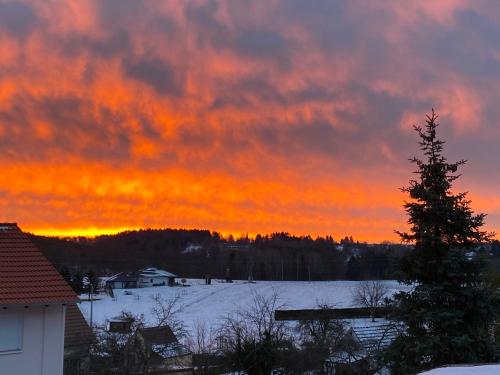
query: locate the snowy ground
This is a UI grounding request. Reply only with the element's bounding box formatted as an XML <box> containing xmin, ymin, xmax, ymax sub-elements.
<box><xmin>419</xmin><ymin>365</ymin><xmax>500</xmax><ymax>374</ymax></box>
<box><xmin>78</xmin><ymin>279</ymin><xmax>409</xmax><ymax>335</ymax></box>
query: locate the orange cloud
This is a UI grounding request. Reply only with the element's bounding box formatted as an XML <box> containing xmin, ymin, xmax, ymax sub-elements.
<box><xmin>0</xmin><ymin>0</ymin><xmax>499</xmax><ymax>241</ymax></box>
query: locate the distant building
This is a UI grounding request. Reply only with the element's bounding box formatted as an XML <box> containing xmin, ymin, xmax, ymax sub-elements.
<box><xmin>100</xmin><ymin>317</ymin><xmax>193</xmax><ymax>374</ymax></box>
<box><xmin>325</xmin><ymin>322</ymin><xmax>399</xmax><ymax>375</ymax></box>
<box><xmin>135</xmin><ymin>326</ymin><xmax>193</xmax><ymax>374</ymax></box>
<box><xmin>0</xmin><ymin>223</ymin><xmax>79</xmax><ymax>375</ymax></box>
<box><xmin>106</xmin><ymin>271</ymin><xmax>139</xmax><ymax>289</ymax></box>
<box><xmin>106</xmin><ymin>267</ymin><xmax>177</xmax><ymax>289</ymax></box>
<box><xmin>138</xmin><ymin>267</ymin><xmax>177</xmax><ymax>287</ymax></box>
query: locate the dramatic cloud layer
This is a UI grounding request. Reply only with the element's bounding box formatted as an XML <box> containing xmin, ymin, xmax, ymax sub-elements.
<box><xmin>1</xmin><ymin>0</ymin><xmax>500</xmax><ymax>241</ymax></box>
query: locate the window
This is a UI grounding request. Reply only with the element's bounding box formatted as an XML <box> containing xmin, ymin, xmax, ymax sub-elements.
<box><xmin>0</xmin><ymin>314</ymin><xmax>23</xmax><ymax>353</ymax></box>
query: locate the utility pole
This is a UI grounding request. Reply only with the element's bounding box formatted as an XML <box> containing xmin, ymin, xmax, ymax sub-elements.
<box><xmin>89</xmin><ymin>284</ymin><xmax>94</xmax><ymax>330</ymax></box>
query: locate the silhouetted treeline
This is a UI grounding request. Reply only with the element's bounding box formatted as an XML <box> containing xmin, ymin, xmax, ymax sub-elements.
<box><xmin>29</xmin><ymin>229</ymin><xmax>409</xmax><ymax>281</ymax></box>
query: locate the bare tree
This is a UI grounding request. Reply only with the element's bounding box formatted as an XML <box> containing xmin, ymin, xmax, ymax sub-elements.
<box><xmin>297</xmin><ymin>303</ymin><xmax>351</xmax><ymax>373</ymax></box>
<box><xmin>298</xmin><ymin>303</ymin><xmax>347</xmax><ymax>350</ymax></box>
<box><xmin>150</xmin><ymin>292</ymin><xmax>186</xmax><ymax>339</ymax></box>
<box><xmin>186</xmin><ymin>320</ymin><xmax>218</xmax><ymax>375</ymax></box>
<box><xmin>187</xmin><ymin>320</ymin><xmax>216</xmax><ymax>353</ymax></box>
<box><xmin>351</xmin><ymin>280</ymin><xmax>389</xmax><ymax>322</ymax></box>
<box><xmin>217</xmin><ymin>290</ymin><xmax>291</xmax><ymax>375</ymax></box>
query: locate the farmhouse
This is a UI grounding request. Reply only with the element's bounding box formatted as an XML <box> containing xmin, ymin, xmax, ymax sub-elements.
<box><xmin>106</xmin><ymin>267</ymin><xmax>177</xmax><ymax>289</ymax></box>
<box><xmin>0</xmin><ymin>223</ymin><xmax>79</xmax><ymax>375</ymax></box>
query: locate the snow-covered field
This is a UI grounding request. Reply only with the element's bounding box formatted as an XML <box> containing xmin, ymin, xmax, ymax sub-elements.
<box><xmin>419</xmin><ymin>365</ymin><xmax>500</xmax><ymax>374</ymax></box>
<box><xmin>78</xmin><ymin>279</ymin><xmax>408</xmax><ymax>335</ymax></box>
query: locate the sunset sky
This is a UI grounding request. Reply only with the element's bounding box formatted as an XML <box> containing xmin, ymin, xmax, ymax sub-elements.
<box><xmin>1</xmin><ymin>0</ymin><xmax>500</xmax><ymax>242</ymax></box>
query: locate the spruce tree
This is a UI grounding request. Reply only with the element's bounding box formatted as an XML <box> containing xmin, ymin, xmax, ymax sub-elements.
<box><xmin>386</xmin><ymin>110</ymin><xmax>500</xmax><ymax>374</ymax></box>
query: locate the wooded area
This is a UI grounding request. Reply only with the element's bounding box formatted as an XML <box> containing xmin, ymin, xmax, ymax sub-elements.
<box><xmin>31</xmin><ymin>230</ymin><xmax>408</xmax><ymax>281</ymax></box>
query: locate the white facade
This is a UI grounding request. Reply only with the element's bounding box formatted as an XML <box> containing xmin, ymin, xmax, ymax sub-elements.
<box><xmin>138</xmin><ymin>275</ymin><xmax>170</xmax><ymax>287</ymax></box>
<box><xmin>110</xmin><ymin>281</ymin><xmax>127</xmax><ymax>289</ymax></box>
<box><xmin>0</xmin><ymin>305</ymin><xmax>66</xmax><ymax>375</ymax></box>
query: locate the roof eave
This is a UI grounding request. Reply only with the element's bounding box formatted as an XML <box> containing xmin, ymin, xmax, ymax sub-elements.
<box><xmin>1</xmin><ymin>299</ymin><xmax>80</xmax><ymax>308</ymax></box>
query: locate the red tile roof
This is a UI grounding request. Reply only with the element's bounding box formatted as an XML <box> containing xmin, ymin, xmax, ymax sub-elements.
<box><xmin>0</xmin><ymin>223</ymin><xmax>79</xmax><ymax>306</ymax></box>
<box><xmin>65</xmin><ymin>304</ymin><xmax>94</xmax><ymax>348</ymax></box>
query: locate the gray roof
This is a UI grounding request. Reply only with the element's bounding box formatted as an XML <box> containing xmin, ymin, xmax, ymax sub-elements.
<box><xmin>138</xmin><ymin>326</ymin><xmax>177</xmax><ymax>345</ymax></box>
<box><xmin>350</xmin><ymin>323</ymin><xmax>399</xmax><ymax>352</ymax></box>
<box><xmin>106</xmin><ymin>268</ymin><xmax>177</xmax><ymax>283</ymax></box>
<box><xmin>138</xmin><ymin>326</ymin><xmax>191</xmax><ymax>359</ymax></box>
<box><xmin>106</xmin><ymin>271</ymin><xmax>140</xmax><ymax>283</ymax></box>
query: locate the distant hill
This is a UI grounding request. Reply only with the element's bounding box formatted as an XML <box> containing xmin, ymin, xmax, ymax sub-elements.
<box><xmin>30</xmin><ymin>229</ymin><xmax>407</xmax><ymax>281</ymax></box>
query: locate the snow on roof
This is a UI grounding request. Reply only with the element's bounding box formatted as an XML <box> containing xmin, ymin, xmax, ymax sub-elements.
<box><xmin>139</xmin><ymin>267</ymin><xmax>176</xmax><ymax>278</ymax></box>
<box><xmin>151</xmin><ymin>343</ymin><xmax>191</xmax><ymax>358</ymax></box>
<box><xmin>183</xmin><ymin>244</ymin><xmax>203</xmax><ymax>254</ymax></box>
<box><xmin>419</xmin><ymin>365</ymin><xmax>500</xmax><ymax>374</ymax></box>
<box><xmin>350</xmin><ymin>323</ymin><xmax>399</xmax><ymax>352</ymax></box>
<box><xmin>106</xmin><ymin>268</ymin><xmax>177</xmax><ymax>283</ymax></box>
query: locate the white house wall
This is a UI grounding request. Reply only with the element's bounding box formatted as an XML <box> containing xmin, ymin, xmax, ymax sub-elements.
<box><xmin>112</xmin><ymin>281</ymin><xmax>126</xmax><ymax>289</ymax></box>
<box><xmin>138</xmin><ymin>276</ymin><xmax>168</xmax><ymax>287</ymax></box>
<box><xmin>0</xmin><ymin>305</ymin><xmax>66</xmax><ymax>375</ymax></box>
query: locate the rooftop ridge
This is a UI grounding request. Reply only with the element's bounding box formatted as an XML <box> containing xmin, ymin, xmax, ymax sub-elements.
<box><xmin>0</xmin><ymin>223</ymin><xmax>19</xmax><ymax>230</ymax></box>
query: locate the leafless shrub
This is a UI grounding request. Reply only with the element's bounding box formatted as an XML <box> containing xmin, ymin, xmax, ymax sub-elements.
<box><xmin>352</xmin><ymin>280</ymin><xmax>389</xmax><ymax>322</ymax></box>
<box><xmin>187</xmin><ymin>320</ymin><xmax>217</xmax><ymax>354</ymax></box>
<box><xmin>298</xmin><ymin>303</ymin><xmax>347</xmax><ymax>350</ymax></box>
<box><xmin>216</xmin><ymin>290</ymin><xmax>292</xmax><ymax>375</ymax></box>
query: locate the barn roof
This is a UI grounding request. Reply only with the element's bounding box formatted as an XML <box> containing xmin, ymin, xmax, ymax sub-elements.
<box><xmin>0</xmin><ymin>223</ymin><xmax>79</xmax><ymax>306</ymax></box>
<box><xmin>138</xmin><ymin>326</ymin><xmax>178</xmax><ymax>345</ymax></box>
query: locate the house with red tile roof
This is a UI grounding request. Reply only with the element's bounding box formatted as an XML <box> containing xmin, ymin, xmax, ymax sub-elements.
<box><xmin>0</xmin><ymin>223</ymin><xmax>79</xmax><ymax>375</ymax></box>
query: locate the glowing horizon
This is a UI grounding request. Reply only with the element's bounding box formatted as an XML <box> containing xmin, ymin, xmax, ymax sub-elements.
<box><xmin>27</xmin><ymin>226</ymin><xmax>401</xmax><ymax>243</ymax></box>
<box><xmin>26</xmin><ymin>226</ymin><xmax>387</xmax><ymax>242</ymax></box>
